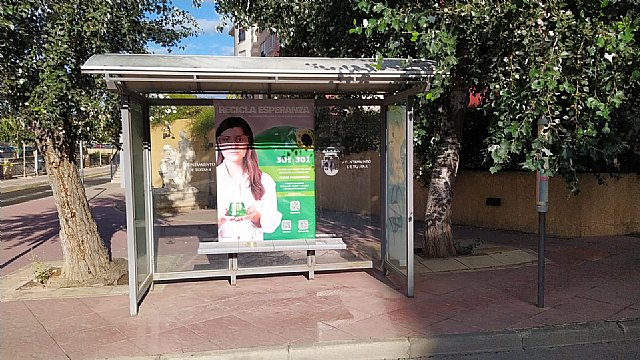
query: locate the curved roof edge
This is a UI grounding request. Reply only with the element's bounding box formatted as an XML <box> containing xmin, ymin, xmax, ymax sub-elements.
<box><xmin>81</xmin><ymin>54</ymin><xmax>435</xmax><ymax>95</ymax></box>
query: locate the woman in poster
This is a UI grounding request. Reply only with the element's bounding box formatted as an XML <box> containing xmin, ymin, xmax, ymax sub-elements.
<box><xmin>215</xmin><ymin>116</ymin><xmax>282</xmax><ymax>241</ymax></box>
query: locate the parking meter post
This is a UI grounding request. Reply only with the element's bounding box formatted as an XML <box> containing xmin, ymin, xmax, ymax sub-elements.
<box><xmin>536</xmin><ymin>117</ymin><xmax>549</xmax><ymax>308</ymax></box>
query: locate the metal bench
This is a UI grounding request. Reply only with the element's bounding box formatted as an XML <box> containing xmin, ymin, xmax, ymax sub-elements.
<box><xmin>197</xmin><ymin>237</ymin><xmax>362</xmax><ymax>285</ymax></box>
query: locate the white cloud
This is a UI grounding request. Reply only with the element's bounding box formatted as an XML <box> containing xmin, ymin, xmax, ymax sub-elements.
<box><xmin>196</xmin><ymin>18</ymin><xmax>232</xmax><ymax>35</ymax></box>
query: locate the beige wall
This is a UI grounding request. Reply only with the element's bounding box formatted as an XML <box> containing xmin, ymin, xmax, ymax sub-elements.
<box><xmin>315</xmin><ymin>151</ymin><xmax>381</xmax><ymax>215</ymax></box>
<box><xmin>150</xmin><ymin>119</ymin><xmax>216</xmax><ymax>208</ymax></box>
<box><xmin>150</xmin><ymin>120</ymin><xmax>639</xmax><ymax>236</ymax></box>
<box><xmin>414</xmin><ymin>170</ymin><xmax>640</xmax><ymax>237</ymax></box>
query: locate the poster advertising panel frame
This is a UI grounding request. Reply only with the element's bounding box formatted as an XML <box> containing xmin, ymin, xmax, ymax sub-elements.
<box><xmin>213</xmin><ymin>99</ymin><xmax>316</xmax><ymax>242</ymax></box>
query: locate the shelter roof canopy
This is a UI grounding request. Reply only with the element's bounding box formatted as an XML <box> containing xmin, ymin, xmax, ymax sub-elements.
<box><xmin>81</xmin><ymin>54</ymin><xmax>434</xmax><ymax>95</ymax></box>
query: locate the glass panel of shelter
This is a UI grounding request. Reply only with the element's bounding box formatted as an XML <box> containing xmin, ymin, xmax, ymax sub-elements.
<box><xmin>148</xmin><ymin>103</ymin><xmax>383</xmax><ymax>274</ymax></box>
<box><xmin>123</xmin><ymin>97</ymin><xmax>153</xmax><ymax>315</ymax></box>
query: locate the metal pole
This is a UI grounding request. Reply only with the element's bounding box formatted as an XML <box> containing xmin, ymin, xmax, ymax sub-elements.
<box><xmin>537</xmin><ymin>212</ymin><xmax>545</xmax><ymax>308</ymax></box>
<box><xmin>536</xmin><ymin>116</ymin><xmax>549</xmax><ymax>308</ymax></box>
<box><xmin>34</xmin><ymin>149</ymin><xmax>38</xmax><ymax>176</ymax></box>
<box><xmin>22</xmin><ymin>143</ymin><xmax>26</xmax><ymax>178</ymax></box>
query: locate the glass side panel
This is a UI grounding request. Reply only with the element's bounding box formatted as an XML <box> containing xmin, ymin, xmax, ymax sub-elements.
<box><xmin>150</xmin><ymin>108</ymin><xmax>220</xmax><ymax>273</ymax></box>
<box><xmin>314</xmin><ymin>105</ymin><xmax>381</xmax><ymax>266</ymax></box>
<box><xmin>130</xmin><ymin>101</ymin><xmax>150</xmax><ymax>287</ymax></box>
<box><xmin>385</xmin><ymin>105</ymin><xmax>408</xmax><ymax>275</ymax></box>
<box><xmin>149</xmin><ymin>102</ymin><xmax>382</xmax><ymax>274</ymax></box>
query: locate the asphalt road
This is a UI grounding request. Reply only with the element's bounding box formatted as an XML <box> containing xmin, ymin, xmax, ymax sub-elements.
<box><xmin>0</xmin><ymin>174</ymin><xmax>112</xmax><ymax>206</ymax></box>
<box><xmin>427</xmin><ymin>340</ymin><xmax>640</xmax><ymax>360</ymax></box>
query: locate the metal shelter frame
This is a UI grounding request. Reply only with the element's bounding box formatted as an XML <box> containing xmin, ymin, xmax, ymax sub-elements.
<box><xmin>82</xmin><ymin>54</ymin><xmax>434</xmax><ymax>315</ymax></box>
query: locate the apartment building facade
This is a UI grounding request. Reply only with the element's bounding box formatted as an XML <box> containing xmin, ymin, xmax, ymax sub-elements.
<box><xmin>229</xmin><ymin>26</ymin><xmax>279</xmax><ymax>57</ymax></box>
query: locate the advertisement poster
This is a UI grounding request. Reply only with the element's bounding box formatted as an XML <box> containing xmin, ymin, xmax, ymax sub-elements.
<box><xmin>213</xmin><ymin>99</ymin><xmax>315</xmax><ymax>241</ymax></box>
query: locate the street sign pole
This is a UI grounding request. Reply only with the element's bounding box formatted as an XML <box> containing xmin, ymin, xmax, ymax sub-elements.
<box><xmin>536</xmin><ymin>117</ymin><xmax>549</xmax><ymax>308</ymax></box>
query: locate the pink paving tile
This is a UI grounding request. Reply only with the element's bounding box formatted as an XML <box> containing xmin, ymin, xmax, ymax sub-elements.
<box><xmin>61</xmin><ymin>339</ymin><xmax>145</xmax><ymax>360</ymax></box>
<box><xmin>529</xmin><ymin>307</ymin><xmax>592</xmax><ymax>326</ymax></box>
<box><xmin>110</xmin><ymin>314</ymin><xmax>183</xmax><ymax>338</ymax></box>
<box><xmin>312</xmin><ymin>303</ymin><xmax>358</xmax><ymax>323</ymax></box>
<box><xmin>1</xmin><ymin>310</ymin><xmax>68</xmax><ymax>360</ymax></box>
<box><xmin>252</xmin><ymin>315</ymin><xmax>326</xmax><ymax>343</ymax></box>
<box><xmin>337</xmin><ymin>313</ymin><xmax>422</xmax><ymax>340</ymax></box>
<box><xmin>52</xmin><ymin>324</ymin><xmax>128</xmax><ymax>347</ymax></box>
<box><xmin>553</xmin><ymin>296</ymin><xmax>624</xmax><ymax>320</ymax></box>
<box><xmin>0</xmin><ymin>301</ymin><xmax>33</xmax><ymax>327</ymax></box>
<box><xmin>577</xmin><ymin>284</ymin><xmax>640</xmax><ymax>307</ymax></box>
<box><xmin>414</xmin><ymin>276</ymin><xmax>468</xmax><ymax>295</ymax></box>
<box><xmin>411</xmin><ymin>297</ymin><xmax>468</xmax><ymax>318</ymax></box>
<box><xmin>451</xmin><ymin>308</ymin><xmax>526</xmax><ymax>332</ymax></box>
<box><xmin>507</xmin><ymin>318</ymin><xmax>547</xmax><ymax>330</ymax></box>
<box><xmin>79</xmin><ymin>295</ymin><xmax>130</xmax><ymax>315</ymax></box>
<box><xmin>187</xmin><ymin>314</ymin><xmax>287</xmax><ymax>349</ymax></box>
<box><xmin>24</xmin><ymin>298</ymin><xmax>94</xmax><ymax>324</ymax></box>
<box><xmin>380</xmin><ymin>307</ymin><xmax>448</xmax><ymax>334</ymax></box>
<box><xmin>308</xmin><ymin>322</ymin><xmax>356</xmax><ymax>343</ymax></box>
<box><xmin>613</xmin><ymin>307</ymin><xmax>640</xmax><ymax>319</ymax></box>
<box><xmin>321</xmin><ymin>308</ymin><xmax>374</xmax><ymax>328</ymax></box>
<box><xmin>47</xmin><ymin>311</ymin><xmax>112</xmax><ymax>335</ymax></box>
<box><xmin>163</xmin><ymin>301</ymin><xmax>237</xmax><ymax>326</ymax></box>
<box><xmin>132</xmin><ymin>326</ymin><xmax>218</xmax><ymax>355</ymax></box>
<box><xmin>422</xmin><ymin>318</ymin><xmax>483</xmax><ymax>336</ymax></box>
<box><xmin>285</xmin><ymin>321</ymin><xmax>356</xmax><ymax>344</ymax></box>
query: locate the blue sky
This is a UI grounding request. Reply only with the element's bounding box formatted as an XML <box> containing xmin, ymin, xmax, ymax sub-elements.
<box><xmin>147</xmin><ymin>0</ymin><xmax>234</xmax><ymax>56</ymax></box>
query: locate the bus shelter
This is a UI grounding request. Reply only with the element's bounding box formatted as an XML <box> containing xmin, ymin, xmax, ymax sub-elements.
<box><xmin>82</xmin><ymin>55</ymin><xmax>434</xmax><ymax>315</ymax></box>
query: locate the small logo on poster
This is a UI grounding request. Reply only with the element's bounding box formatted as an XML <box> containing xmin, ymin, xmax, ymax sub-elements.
<box><xmin>281</xmin><ymin>220</ymin><xmax>292</xmax><ymax>231</ymax></box>
<box><xmin>298</xmin><ymin>219</ymin><xmax>309</xmax><ymax>231</ymax></box>
<box><xmin>290</xmin><ymin>200</ymin><xmax>300</xmax><ymax>212</ymax></box>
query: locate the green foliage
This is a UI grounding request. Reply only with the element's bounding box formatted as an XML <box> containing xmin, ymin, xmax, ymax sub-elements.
<box><xmin>454</xmin><ymin>239</ymin><xmax>484</xmax><ymax>256</ymax></box>
<box><xmin>33</xmin><ymin>262</ymin><xmax>55</xmax><ymax>284</ymax></box>
<box><xmin>0</xmin><ymin>0</ymin><xmax>198</xmax><ymax>156</ymax></box>
<box><xmin>149</xmin><ymin>94</ymin><xmax>203</xmax><ymax>127</ymax></box>
<box><xmin>354</xmin><ymin>0</ymin><xmax>640</xmax><ymax>190</ymax></box>
<box><xmin>315</xmin><ymin>106</ymin><xmax>380</xmax><ymax>154</ymax></box>
<box><xmin>188</xmin><ymin>107</ymin><xmax>215</xmax><ymax>148</ymax></box>
<box><xmin>216</xmin><ymin>0</ymin><xmax>640</xmax><ymax>191</ymax></box>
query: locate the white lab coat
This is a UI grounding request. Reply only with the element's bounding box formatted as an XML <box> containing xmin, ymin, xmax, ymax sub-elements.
<box><xmin>216</xmin><ymin>161</ymin><xmax>282</xmax><ymax>241</ymax></box>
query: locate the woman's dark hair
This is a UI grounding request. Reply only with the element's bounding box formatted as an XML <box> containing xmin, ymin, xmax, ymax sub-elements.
<box><xmin>216</xmin><ymin>116</ymin><xmax>265</xmax><ymax>200</ymax></box>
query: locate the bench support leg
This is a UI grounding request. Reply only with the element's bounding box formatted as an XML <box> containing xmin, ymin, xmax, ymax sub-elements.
<box><xmin>228</xmin><ymin>253</ymin><xmax>238</xmax><ymax>286</ymax></box>
<box><xmin>307</xmin><ymin>250</ymin><xmax>316</xmax><ymax>280</ymax></box>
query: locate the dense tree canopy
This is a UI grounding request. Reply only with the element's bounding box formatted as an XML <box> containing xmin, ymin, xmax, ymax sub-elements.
<box><xmin>217</xmin><ymin>0</ymin><xmax>640</xmax><ymax>188</ymax></box>
<box><xmin>0</xmin><ymin>0</ymin><xmax>197</xmax><ymax>282</ymax></box>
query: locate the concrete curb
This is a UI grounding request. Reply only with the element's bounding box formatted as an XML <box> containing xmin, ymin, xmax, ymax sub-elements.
<box><xmin>107</xmin><ymin>318</ymin><xmax>640</xmax><ymax>359</ymax></box>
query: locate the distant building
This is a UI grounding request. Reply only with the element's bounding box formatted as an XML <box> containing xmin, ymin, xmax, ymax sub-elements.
<box><xmin>229</xmin><ymin>26</ymin><xmax>279</xmax><ymax>57</ymax></box>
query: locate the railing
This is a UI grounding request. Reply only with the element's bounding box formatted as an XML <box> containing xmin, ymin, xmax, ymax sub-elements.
<box><xmin>110</xmin><ymin>149</ymin><xmax>121</xmax><ymax>181</ymax></box>
<box><xmin>0</xmin><ymin>155</ymin><xmax>44</xmax><ymax>179</ymax></box>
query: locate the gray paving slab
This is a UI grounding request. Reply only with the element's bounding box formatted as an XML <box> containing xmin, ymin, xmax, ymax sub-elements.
<box><xmin>419</xmin><ymin>257</ymin><xmax>468</xmax><ymax>272</ymax></box>
<box><xmin>455</xmin><ymin>254</ymin><xmax>497</xmax><ymax>269</ymax></box>
<box><xmin>489</xmin><ymin>249</ymin><xmax>538</xmax><ymax>266</ymax></box>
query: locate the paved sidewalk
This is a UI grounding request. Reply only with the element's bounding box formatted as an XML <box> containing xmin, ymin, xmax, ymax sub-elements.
<box><xmin>0</xmin><ymin>165</ymin><xmax>113</xmax><ymax>193</ymax></box>
<box><xmin>1</xmin><ymin>181</ymin><xmax>639</xmax><ymax>359</ymax></box>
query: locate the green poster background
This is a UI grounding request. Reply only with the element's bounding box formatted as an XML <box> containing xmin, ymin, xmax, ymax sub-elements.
<box><xmin>214</xmin><ymin>100</ymin><xmax>316</xmax><ymax>240</ymax></box>
<box><xmin>255</xmin><ymin>126</ymin><xmax>316</xmax><ymax>240</ymax></box>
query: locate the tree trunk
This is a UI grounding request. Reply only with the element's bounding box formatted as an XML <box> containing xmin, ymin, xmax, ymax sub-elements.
<box><xmin>43</xmin><ymin>139</ymin><xmax>115</xmax><ymax>284</ymax></box>
<box><xmin>422</xmin><ymin>88</ymin><xmax>468</xmax><ymax>258</ymax></box>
